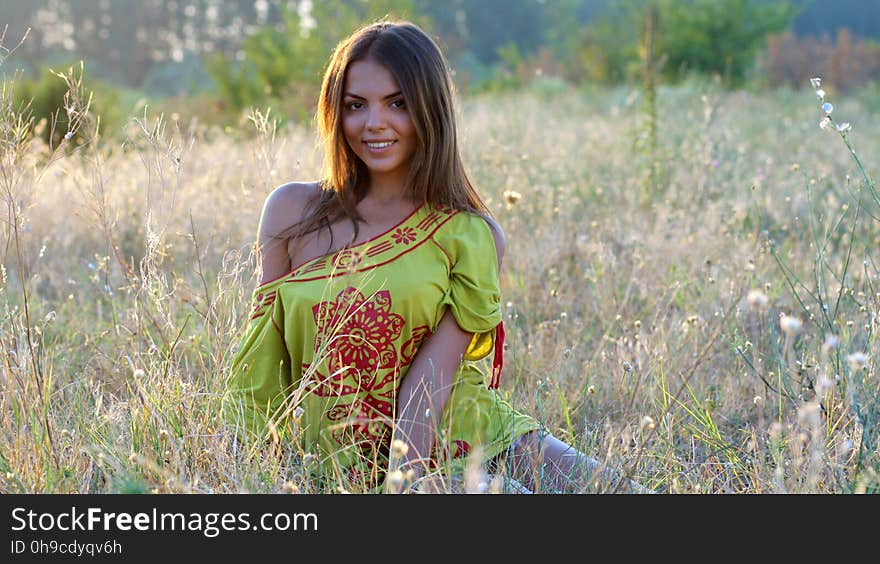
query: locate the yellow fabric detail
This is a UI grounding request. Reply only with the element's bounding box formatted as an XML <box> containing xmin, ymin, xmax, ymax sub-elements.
<box><xmin>464</xmin><ymin>330</ymin><xmax>494</xmax><ymax>361</ymax></box>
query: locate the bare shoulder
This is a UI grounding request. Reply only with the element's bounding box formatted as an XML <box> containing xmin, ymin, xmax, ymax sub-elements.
<box><xmin>258</xmin><ymin>181</ymin><xmax>322</xmax><ymax>240</ymax></box>
<box><xmin>257</xmin><ymin>181</ymin><xmax>321</xmax><ymax>284</ymax></box>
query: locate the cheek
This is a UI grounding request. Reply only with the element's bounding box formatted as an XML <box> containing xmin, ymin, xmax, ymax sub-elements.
<box><xmin>397</xmin><ymin>114</ymin><xmax>416</xmax><ymax>141</ymax></box>
<box><xmin>342</xmin><ymin>126</ymin><xmax>361</xmax><ymax>155</ymax></box>
<box><xmin>342</xmin><ymin>114</ymin><xmax>360</xmax><ymax>142</ymax></box>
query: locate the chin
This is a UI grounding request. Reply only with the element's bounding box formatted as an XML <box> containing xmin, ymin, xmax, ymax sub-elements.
<box><xmin>361</xmin><ymin>158</ymin><xmax>404</xmax><ymax>174</ymax></box>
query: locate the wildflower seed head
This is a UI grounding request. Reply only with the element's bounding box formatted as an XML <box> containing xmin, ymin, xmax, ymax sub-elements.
<box><xmin>391</xmin><ymin>439</ymin><xmax>409</xmax><ymax>458</ymax></box>
<box><xmin>385</xmin><ymin>470</ymin><xmax>407</xmax><ymax>493</ymax></box>
<box><xmin>133</xmin><ymin>368</ymin><xmax>145</xmax><ymax>379</ymax></box>
<box><xmin>502</xmin><ymin>190</ymin><xmax>523</xmax><ymax>206</ymax></box>
<box><xmin>822</xmin><ymin>102</ymin><xmax>834</xmax><ymax>114</ymax></box>
<box><xmin>846</xmin><ymin>352</ymin><xmax>868</xmax><ymax>371</ymax></box>
<box><xmin>779</xmin><ymin>314</ymin><xmax>803</xmax><ymax>335</ymax></box>
<box><xmin>819</xmin><ymin>116</ymin><xmax>832</xmax><ymax>130</ymax></box>
<box><xmin>746</xmin><ymin>289</ymin><xmax>769</xmax><ymax>311</ymax></box>
<box><xmin>640</xmin><ymin>415</ymin><xmax>655</xmax><ymax>431</ymax></box>
<box><xmin>815</xmin><ymin>89</ymin><xmax>825</xmax><ymax>101</ymax></box>
<box><xmin>810</xmin><ymin>77</ymin><xmax>822</xmax><ymax>89</ymax></box>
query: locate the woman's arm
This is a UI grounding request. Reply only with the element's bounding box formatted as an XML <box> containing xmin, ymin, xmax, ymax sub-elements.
<box><xmin>391</xmin><ymin>216</ymin><xmax>507</xmax><ymax>479</ymax></box>
<box><xmin>392</xmin><ymin>308</ymin><xmax>474</xmax><ymax>475</ymax></box>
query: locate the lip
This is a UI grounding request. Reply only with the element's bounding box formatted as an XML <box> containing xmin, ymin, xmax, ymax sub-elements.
<box><xmin>363</xmin><ymin>139</ymin><xmax>397</xmax><ymax>155</ymax></box>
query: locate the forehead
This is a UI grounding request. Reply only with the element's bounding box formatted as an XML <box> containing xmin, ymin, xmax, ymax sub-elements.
<box><xmin>344</xmin><ymin>58</ymin><xmax>400</xmax><ymax>96</ymax></box>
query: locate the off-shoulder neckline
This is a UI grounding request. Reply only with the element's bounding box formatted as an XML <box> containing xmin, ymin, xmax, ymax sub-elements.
<box><xmin>255</xmin><ymin>202</ymin><xmax>427</xmax><ymax>290</ymax></box>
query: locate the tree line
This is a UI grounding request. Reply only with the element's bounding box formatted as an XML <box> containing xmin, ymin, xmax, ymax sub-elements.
<box><xmin>2</xmin><ymin>0</ymin><xmax>876</xmax><ymax>139</ymax></box>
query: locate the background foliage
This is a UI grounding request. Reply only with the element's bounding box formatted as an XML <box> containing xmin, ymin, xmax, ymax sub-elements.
<box><xmin>2</xmin><ymin>0</ymin><xmax>879</xmax><ymax>137</ymax></box>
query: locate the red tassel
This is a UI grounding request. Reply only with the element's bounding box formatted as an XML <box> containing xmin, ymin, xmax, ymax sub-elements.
<box><xmin>490</xmin><ymin>322</ymin><xmax>505</xmax><ymax>389</ymax></box>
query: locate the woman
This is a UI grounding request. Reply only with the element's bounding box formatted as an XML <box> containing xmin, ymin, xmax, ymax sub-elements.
<box><xmin>223</xmin><ymin>20</ymin><xmax>646</xmax><ymax>493</ymax></box>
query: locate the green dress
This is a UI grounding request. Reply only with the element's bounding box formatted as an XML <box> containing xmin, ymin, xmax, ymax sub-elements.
<box><xmin>223</xmin><ymin>203</ymin><xmax>540</xmax><ymax>486</ymax></box>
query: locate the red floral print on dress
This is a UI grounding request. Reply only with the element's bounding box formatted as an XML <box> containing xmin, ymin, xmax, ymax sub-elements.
<box><xmin>312</xmin><ymin>287</ymin><xmax>404</xmax><ymax>372</ymax></box>
<box><xmin>309</xmin><ymin>287</ymin><xmax>407</xmax><ymax>443</ymax></box>
<box><xmin>391</xmin><ymin>226</ymin><xmax>418</xmax><ymax>245</ymax></box>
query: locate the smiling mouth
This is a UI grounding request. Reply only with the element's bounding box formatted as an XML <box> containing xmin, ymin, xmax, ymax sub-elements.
<box><xmin>365</xmin><ymin>140</ymin><xmax>396</xmax><ymax>149</ymax></box>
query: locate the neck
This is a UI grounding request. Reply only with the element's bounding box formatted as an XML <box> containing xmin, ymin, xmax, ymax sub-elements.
<box><xmin>363</xmin><ymin>170</ymin><xmax>411</xmax><ymax>206</ymax></box>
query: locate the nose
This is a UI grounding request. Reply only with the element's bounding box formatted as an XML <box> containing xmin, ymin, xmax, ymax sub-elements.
<box><xmin>365</xmin><ymin>106</ymin><xmax>386</xmax><ymax>131</ymax></box>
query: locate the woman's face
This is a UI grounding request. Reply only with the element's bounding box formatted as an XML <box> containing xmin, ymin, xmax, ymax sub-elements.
<box><xmin>342</xmin><ymin>58</ymin><xmax>417</xmax><ymax>185</ymax></box>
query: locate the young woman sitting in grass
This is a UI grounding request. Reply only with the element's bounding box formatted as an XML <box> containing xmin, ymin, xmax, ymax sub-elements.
<box><xmin>223</xmin><ymin>19</ymin><xmax>648</xmax><ymax>494</ymax></box>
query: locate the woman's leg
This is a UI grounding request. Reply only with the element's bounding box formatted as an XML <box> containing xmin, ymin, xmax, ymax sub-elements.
<box><xmin>506</xmin><ymin>430</ymin><xmax>650</xmax><ymax>493</ymax></box>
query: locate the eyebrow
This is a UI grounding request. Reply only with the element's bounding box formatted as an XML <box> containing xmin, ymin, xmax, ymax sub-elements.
<box><xmin>343</xmin><ymin>91</ymin><xmax>402</xmax><ymax>100</ymax></box>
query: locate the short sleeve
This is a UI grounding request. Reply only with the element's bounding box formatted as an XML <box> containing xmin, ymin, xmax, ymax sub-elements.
<box><xmin>222</xmin><ymin>279</ymin><xmax>293</xmax><ymax>441</ymax></box>
<box><xmin>436</xmin><ymin>213</ymin><xmax>502</xmax><ymax>361</ymax></box>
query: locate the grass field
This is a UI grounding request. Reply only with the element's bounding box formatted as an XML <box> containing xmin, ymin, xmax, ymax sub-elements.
<box><xmin>2</xmin><ymin>74</ymin><xmax>879</xmax><ymax>493</ymax></box>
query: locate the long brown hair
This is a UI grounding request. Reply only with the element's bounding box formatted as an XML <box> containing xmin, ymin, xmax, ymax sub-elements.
<box><xmin>283</xmin><ymin>20</ymin><xmax>489</xmax><ymax>249</ymax></box>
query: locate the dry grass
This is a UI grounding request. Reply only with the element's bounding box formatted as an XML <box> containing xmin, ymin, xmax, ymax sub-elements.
<box><xmin>1</xmin><ymin>73</ymin><xmax>878</xmax><ymax>493</ymax></box>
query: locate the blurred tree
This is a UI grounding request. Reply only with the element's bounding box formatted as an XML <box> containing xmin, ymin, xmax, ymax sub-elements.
<box><xmin>415</xmin><ymin>0</ymin><xmax>602</xmax><ymax>90</ymax></box>
<box><xmin>1</xmin><ymin>0</ymin><xmax>281</xmax><ymax>89</ymax></box>
<box><xmin>572</xmin><ymin>1</ymin><xmax>645</xmax><ymax>83</ymax></box>
<box><xmin>575</xmin><ymin>0</ymin><xmax>798</xmax><ymax>85</ymax></box>
<box><xmin>656</xmin><ymin>0</ymin><xmax>798</xmax><ymax>84</ymax></box>
<box><xmin>0</xmin><ymin>0</ymin><xmax>875</xmax><ymax>96</ymax></box>
<box><xmin>416</xmin><ymin>0</ymin><xmax>596</xmax><ymax>66</ymax></box>
<box><xmin>206</xmin><ymin>0</ymin><xmax>428</xmax><ymax>122</ymax></box>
